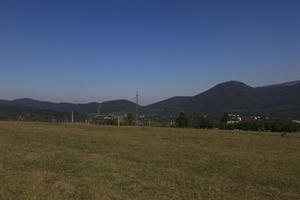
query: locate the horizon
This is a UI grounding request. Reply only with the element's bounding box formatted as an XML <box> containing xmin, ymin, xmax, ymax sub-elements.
<box><xmin>1</xmin><ymin>79</ymin><xmax>299</xmax><ymax>106</ymax></box>
<box><xmin>1</xmin><ymin>0</ymin><xmax>300</xmax><ymax>105</ymax></box>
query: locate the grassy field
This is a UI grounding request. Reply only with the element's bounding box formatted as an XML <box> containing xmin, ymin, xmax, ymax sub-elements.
<box><xmin>0</xmin><ymin>122</ymin><xmax>299</xmax><ymax>200</ymax></box>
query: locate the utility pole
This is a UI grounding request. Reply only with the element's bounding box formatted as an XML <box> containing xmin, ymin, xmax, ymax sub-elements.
<box><xmin>135</xmin><ymin>91</ymin><xmax>140</xmax><ymax>126</ymax></box>
<box><xmin>118</xmin><ymin>116</ymin><xmax>120</xmax><ymax>127</ymax></box>
<box><xmin>97</xmin><ymin>103</ymin><xmax>101</xmax><ymax>115</ymax></box>
<box><xmin>148</xmin><ymin>120</ymin><xmax>151</xmax><ymax>128</ymax></box>
<box><xmin>71</xmin><ymin>110</ymin><xmax>74</xmax><ymax>123</ymax></box>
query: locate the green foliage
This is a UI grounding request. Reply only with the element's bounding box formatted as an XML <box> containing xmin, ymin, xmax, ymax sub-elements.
<box><xmin>221</xmin><ymin>112</ymin><xmax>230</xmax><ymax>123</ymax></box>
<box><xmin>175</xmin><ymin>112</ymin><xmax>188</xmax><ymax>128</ymax></box>
<box><xmin>215</xmin><ymin>118</ymin><xmax>300</xmax><ymax>132</ymax></box>
<box><xmin>196</xmin><ymin>115</ymin><xmax>212</xmax><ymax>129</ymax></box>
<box><xmin>0</xmin><ymin>105</ymin><xmax>87</xmax><ymax>122</ymax></box>
<box><xmin>126</xmin><ymin>113</ymin><xmax>134</xmax><ymax>125</ymax></box>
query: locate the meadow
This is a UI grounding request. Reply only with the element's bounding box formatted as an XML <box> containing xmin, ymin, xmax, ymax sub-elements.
<box><xmin>0</xmin><ymin>122</ymin><xmax>299</xmax><ymax>200</ymax></box>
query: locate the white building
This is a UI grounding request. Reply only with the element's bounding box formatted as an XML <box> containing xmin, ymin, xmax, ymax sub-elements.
<box><xmin>227</xmin><ymin>114</ymin><xmax>242</xmax><ymax>124</ymax></box>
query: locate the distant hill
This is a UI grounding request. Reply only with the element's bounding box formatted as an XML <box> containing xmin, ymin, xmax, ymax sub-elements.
<box><xmin>147</xmin><ymin>96</ymin><xmax>192</xmax><ymax>111</ymax></box>
<box><xmin>147</xmin><ymin>81</ymin><xmax>257</xmax><ymax>111</ymax></box>
<box><xmin>0</xmin><ymin>98</ymin><xmax>138</xmax><ymax>114</ymax></box>
<box><xmin>1</xmin><ymin>80</ymin><xmax>300</xmax><ymax>118</ymax></box>
<box><xmin>99</xmin><ymin>99</ymin><xmax>139</xmax><ymax>113</ymax></box>
<box><xmin>0</xmin><ymin>98</ymin><xmax>96</xmax><ymax>113</ymax></box>
<box><xmin>0</xmin><ymin>104</ymin><xmax>86</xmax><ymax>122</ymax></box>
<box><xmin>263</xmin><ymin>80</ymin><xmax>300</xmax><ymax>88</ymax></box>
<box><xmin>195</xmin><ymin>81</ymin><xmax>257</xmax><ymax>110</ymax></box>
<box><xmin>146</xmin><ymin>80</ymin><xmax>300</xmax><ymax>117</ymax></box>
<box><xmin>1</xmin><ymin>98</ymin><xmax>100</xmax><ymax>113</ymax></box>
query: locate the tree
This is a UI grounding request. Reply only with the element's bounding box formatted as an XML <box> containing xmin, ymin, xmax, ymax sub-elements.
<box><xmin>126</xmin><ymin>113</ymin><xmax>134</xmax><ymax>125</ymax></box>
<box><xmin>175</xmin><ymin>112</ymin><xmax>188</xmax><ymax>128</ymax></box>
<box><xmin>221</xmin><ymin>113</ymin><xmax>230</xmax><ymax>123</ymax></box>
<box><xmin>197</xmin><ymin>115</ymin><xmax>211</xmax><ymax>129</ymax></box>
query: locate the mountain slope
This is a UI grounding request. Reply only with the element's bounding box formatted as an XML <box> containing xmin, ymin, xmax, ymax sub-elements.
<box><xmin>146</xmin><ymin>80</ymin><xmax>300</xmax><ymax>117</ymax></box>
<box><xmin>0</xmin><ymin>98</ymin><xmax>138</xmax><ymax>114</ymax></box>
<box><xmin>0</xmin><ymin>98</ymin><xmax>99</xmax><ymax>113</ymax></box>
<box><xmin>263</xmin><ymin>80</ymin><xmax>300</xmax><ymax>88</ymax></box>
<box><xmin>99</xmin><ymin>100</ymin><xmax>139</xmax><ymax>113</ymax></box>
<box><xmin>1</xmin><ymin>80</ymin><xmax>300</xmax><ymax>117</ymax></box>
<box><xmin>147</xmin><ymin>81</ymin><xmax>258</xmax><ymax>111</ymax></box>
<box><xmin>192</xmin><ymin>81</ymin><xmax>257</xmax><ymax>111</ymax></box>
<box><xmin>147</xmin><ymin>96</ymin><xmax>192</xmax><ymax>111</ymax></box>
<box><xmin>0</xmin><ymin>104</ymin><xmax>86</xmax><ymax>121</ymax></box>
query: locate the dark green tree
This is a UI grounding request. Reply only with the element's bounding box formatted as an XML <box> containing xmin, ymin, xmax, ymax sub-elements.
<box><xmin>175</xmin><ymin>112</ymin><xmax>188</xmax><ymax>128</ymax></box>
<box><xmin>197</xmin><ymin>115</ymin><xmax>211</xmax><ymax>129</ymax></box>
<box><xmin>221</xmin><ymin>113</ymin><xmax>230</xmax><ymax>123</ymax></box>
<box><xmin>126</xmin><ymin>113</ymin><xmax>134</xmax><ymax>125</ymax></box>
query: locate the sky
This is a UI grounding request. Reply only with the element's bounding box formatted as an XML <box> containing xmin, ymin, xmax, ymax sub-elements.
<box><xmin>0</xmin><ymin>0</ymin><xmax>299</xmax><ymax>105</ymax></box>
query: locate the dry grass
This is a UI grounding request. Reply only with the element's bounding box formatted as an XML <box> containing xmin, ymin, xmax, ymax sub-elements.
<box><xmin>0</xmin><ymin>122</ymin><xmax>299</xmax><ymax>200</ymax></box>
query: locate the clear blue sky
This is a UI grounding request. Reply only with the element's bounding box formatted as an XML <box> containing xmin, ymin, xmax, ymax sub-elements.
<box><xmin>1</xmin><ymin>0</ymin><xmax>299</xmax><ymax>105</ymax></box>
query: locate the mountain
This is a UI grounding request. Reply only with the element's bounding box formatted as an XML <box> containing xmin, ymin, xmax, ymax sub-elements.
<box><xmin>1</xmin><ymin>80</ymin><xmax>300</xmax><ymax>118</ymax></box>
<box><xmin>147</xmin><ymin>96</ymin><xmax>192</xmax><ymax>111</ymax></box>
<box><xmin>0</xmin><ymin>98</ymin><xmax>99</xmax><ymax>113</ymax></box>
<box><xmin>263</xmin><ymin>80</ymin><xmax>300</xmax><ymax>88</ymax></box>
<box><xmin>147</xmin><ymin>81</ymin><xmax>258</xmax><ymax>111</ymax></box>
<box><xmin>191</xmin><ymin>81</ymin><xmax>257</xmax><ymax>110</ymax></box>
<box><xmin>0</xmin><ymin>98</ymin><xmax>138</xmax><ymax>114</ymax></box>
<box><xmin>0</xmin><ymin>104</ymin><xmax>86</xmax><ymax>122</ymax></box>
<box><xmin>99</xmin><ymin>100</ymin><xmax>139</xmax><ymax>113</ymax></box>
<box><xmin>146</xmin><ymin>80</ymin><xmax>300</xmax><ymax>117</ymax></box>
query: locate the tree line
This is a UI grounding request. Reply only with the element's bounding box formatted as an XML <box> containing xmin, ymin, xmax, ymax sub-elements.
<box><xmin>175</xmin><ymin>112</ymin><xmax>300</xmax><ymax>132</ymax></box>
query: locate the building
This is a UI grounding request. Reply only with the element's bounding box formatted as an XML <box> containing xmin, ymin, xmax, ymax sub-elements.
<box><xmin>227</xmin><ymin>114</ymin><xmax>242</xmax><ymax>124</ymax></box>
